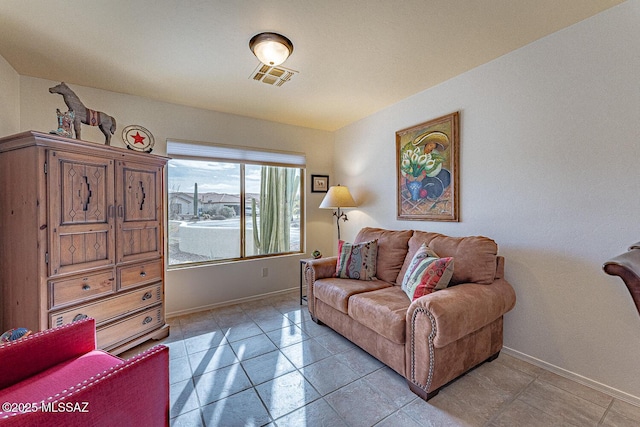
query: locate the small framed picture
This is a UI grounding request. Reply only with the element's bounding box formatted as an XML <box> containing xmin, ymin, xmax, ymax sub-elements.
<box><xmin>311</xmin><ymin>175</ymin><xmax>329</xmax><ymax>193</ymax></box>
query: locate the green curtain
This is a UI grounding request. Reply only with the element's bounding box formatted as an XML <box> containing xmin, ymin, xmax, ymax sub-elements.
<box><xmin>252</xmin><ymin>166</ymin><xmax>298</xmax><ymax>254</ymax></box>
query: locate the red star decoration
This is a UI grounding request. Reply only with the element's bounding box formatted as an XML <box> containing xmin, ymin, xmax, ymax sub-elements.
<box><xmin>131</xmin><ymin>132</ymin><xmax>146</xmax><ymax>144</ymax></box>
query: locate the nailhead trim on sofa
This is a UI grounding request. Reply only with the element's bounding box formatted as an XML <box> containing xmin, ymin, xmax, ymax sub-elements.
<box><xmin>410</xmin><ymin>307</ymin><xmax>437</xmax><ymax>393</ymax></box>
<box><xmin>0</xmin><ymin>343</ymin><xmax>166</xmax><ymax>420</ymax></box>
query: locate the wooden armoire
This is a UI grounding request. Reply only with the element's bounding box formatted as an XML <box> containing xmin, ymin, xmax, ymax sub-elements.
<box><xmin>0</xmin><ymin>131</ymin><xmax>169</xmax><ymax>354</ymax></box>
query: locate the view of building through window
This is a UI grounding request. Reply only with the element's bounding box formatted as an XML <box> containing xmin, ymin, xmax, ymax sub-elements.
<box><xmin>168</xmin><ymin>158</ymin><xmax>302</xmax><ymax>266</ymax></box>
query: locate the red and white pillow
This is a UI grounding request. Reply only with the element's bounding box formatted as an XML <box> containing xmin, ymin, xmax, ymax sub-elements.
<box><xmin>401</xmin><ymin>243</ymin><xmax>454</xmax><ymax>301</ymax></box>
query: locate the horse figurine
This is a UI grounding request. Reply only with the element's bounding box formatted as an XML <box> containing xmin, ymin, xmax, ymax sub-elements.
<box><xmin>49</xmin><ymin>82</ymin><xmax>117</xmax><ymax>145</ymax></box>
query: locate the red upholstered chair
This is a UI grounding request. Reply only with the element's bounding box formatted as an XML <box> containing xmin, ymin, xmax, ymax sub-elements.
<box><xmin>0</xmin><ymin>318</ymin><xmax>169</xmax><ymax>426</ymax></box>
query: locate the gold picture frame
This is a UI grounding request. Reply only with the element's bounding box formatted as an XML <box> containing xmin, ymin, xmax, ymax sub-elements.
<box><xmin>396</xmin><ymin>112</ymin><xmax>459</xmax><ymax>221</ymax></box>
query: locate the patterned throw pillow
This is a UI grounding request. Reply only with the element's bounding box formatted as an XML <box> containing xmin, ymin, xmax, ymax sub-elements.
<box><xmin>335</xmin><ymin>239</ymin><xmax>378</xmax><ymax>281</ymax></box>
<box><xmin>0</xmin><ymin>327</ymin><xmax>31</xmax><ymax>342</ymax></box>
<box><xmin>401</xmin><ymin>243</ymin><xmax>454</xmax><ymax>301</ymax></box>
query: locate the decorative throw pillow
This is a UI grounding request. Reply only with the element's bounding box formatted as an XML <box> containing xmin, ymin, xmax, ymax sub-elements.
<box><xmin>335</xmin><ymin>239</ymin><xmax>378</xmax><ymax>281</ymax></box>
<box><xmin>0</xmin><ymin>327</ymin><xmax>31</xmax><ymax>342</ymax></box>
<box><xmin>401</xmin><ymin>243</ymin><xmax>454</xmax><ymax>301</ymax></box>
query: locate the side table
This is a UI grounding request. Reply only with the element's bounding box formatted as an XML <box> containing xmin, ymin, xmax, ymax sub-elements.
<box><xmin>299</xmin><ymin>258</ymin><xmax>314</xmax><ymax>305</ymax></box>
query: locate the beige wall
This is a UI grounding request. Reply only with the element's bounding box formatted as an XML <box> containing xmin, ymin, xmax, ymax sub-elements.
<box><xmin>17</xmin><ymin>76</ymin><xmax>335</xmax><ymax>316</ymax></box>
<box><xmin>0</xmin><ymin>54</ymin><xmax>19</xmax><ymax>136</ymax></box>
<box><xmin>334</xmin><ymin>1</ymin><xmax>640</xmax><ymax>402</ymax></box>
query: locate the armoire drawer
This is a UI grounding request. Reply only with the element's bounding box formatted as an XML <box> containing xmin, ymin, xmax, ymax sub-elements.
<box><xmin>49</xmin><ymin>283</ymin><xmax>162</xmax><ymax>328</ymax></box>
<box><xmin>49</xmin><ymin>270</ymin><xmax>115</xmax><ymax>309</ymax></box>
<box><xmin>118</xmin><ymin>260</ymin><xmax>163</xmax><ymax>290</ymax></box>
<box><xmin>97</xmin><ymin>306</ymin><xmax>164</xmax><ymax>349</ymax></box>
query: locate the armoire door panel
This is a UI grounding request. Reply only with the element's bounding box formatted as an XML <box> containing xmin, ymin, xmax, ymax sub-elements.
<box><xmin>120</xmin><ymin>224</ymin><xmax>161</xmax><ymax>258</ymax></box>
<box><xmin>58</xmin><ymin>230</ymin><xmax>110</xmax><ymax>267</ymax></box>
<box><xmin>122</xmin><ymin>167</ymin><xmax>158</xmax><ymax>222</ymax></box>
<box><xmin>49</xmin><ymin>150</ymin><xmax>115</xmax><ymax>275</ymax></box>
<box><xmin>59</xmin><ymin>160</ymin><xmax>109</xmax><ymax>224</ymax></box>
<box><xmin>116</xmin><ymin>161</ymin><xmax>162</xmax><ymax>263</ymax></box>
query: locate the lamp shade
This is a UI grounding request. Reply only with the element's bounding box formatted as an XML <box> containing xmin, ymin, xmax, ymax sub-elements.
<box><xmin>249</xmin><ymin>32</ymin><xmax>294</xmax><ymax>66</ymax></box>
<box><xmin>319</xmin><ymin>185</ymin><xmax>357</xmax><ymax>209</ymax></box>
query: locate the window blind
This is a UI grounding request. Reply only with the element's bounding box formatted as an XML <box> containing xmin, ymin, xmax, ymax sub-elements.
<box><xmin>167</xmin><ymin>139</ymin><xmax>306</xmax><ymax>167</ymax></box>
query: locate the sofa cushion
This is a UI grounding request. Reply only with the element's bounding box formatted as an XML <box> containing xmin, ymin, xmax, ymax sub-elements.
<box><xmin>313</xmin><ymin>278</ymin><xmax>391</xmax><ymax>314</ymax></box>
<box><xmin>336</xmin><ymin>239</ymin><xmax>378</xmax><ymax>281</ymax></box>
<box><xmin>348</xmin><ymin>286</ymin><xmax>410</xmax><ymax>344</ymax></box>
<box><xmin>397</xmin><ymin>231</ymin><xmax>498</xmax><ymax>285</ymax></box>
<box><xmin>401</xmin><ymin>244</ymin><xmax>454</xmax><ymax>300</ymax></box>
<box><xmin>355</xmin><ymin>228</ymin><xmax>413</xmax><ymax>284</ymax></box>
<box><xmin>0</xmin><ymin>349</ymin><xmax>122</xmax><ymax>404</ymax></box>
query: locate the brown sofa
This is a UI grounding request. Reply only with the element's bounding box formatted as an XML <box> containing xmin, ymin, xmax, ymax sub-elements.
<box><xmin>304</xmin><ymin>227</ymin><xmax>516</xmax><ymax>401</ymax></box>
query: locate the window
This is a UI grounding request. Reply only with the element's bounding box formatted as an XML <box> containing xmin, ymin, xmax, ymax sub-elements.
<box><xmin>167</xmin><ymin>140</ymin><xmax>304</xmax><ymax>267</ymax></box>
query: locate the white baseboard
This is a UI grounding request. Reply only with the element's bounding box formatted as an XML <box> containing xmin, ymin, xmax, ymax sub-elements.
<box><xmin>503</xmin><ymin>347</ymin><xmax>640</xmax><ymax>407</ymax></box>
<box><xmin>165</xmin><ymin>287</ymin><xmax>299</xmax><ymax>318</ymax></box>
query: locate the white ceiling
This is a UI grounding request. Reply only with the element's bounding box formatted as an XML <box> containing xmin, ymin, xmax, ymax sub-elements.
<box><xmin>0</xmin><ymin>0</ymin><xmax>624</xmax><ymax>131</ymax></box>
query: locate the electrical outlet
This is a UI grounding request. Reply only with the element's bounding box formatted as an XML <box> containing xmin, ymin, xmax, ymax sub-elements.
<box><xmin>261</xmin><ymin>267</ymin><xmax>268</xmax><ymax>277</ymax></box>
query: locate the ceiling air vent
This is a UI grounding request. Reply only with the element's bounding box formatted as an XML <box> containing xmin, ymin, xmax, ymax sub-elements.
<box><xmin>250</xmin><ymin>64</ymin><xmax>298</xmax><ymax>87</ymax></box>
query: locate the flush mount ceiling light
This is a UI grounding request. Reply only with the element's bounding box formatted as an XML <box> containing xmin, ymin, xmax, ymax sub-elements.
<box><xmin>249</xmin><ymin>32</ymin><xmax>294</xmax><ymax>66</ymax></box>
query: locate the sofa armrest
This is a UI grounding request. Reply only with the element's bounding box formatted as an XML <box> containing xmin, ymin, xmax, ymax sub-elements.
<box><xmin>407</xmin><ymin>279</ymin><xmax>516</xmax><ymax>349</ymax></box>
<box><xmin>304</xmin><ymin>257</ymin><xmax>337</xmax><ymax>317</ymax></box>
<box><xmin>305</xmin><ymin>257</ymin><xmax>337</xmax><ymax>280</ymax></box>
<box><xmin>0</xmin><ymin>318</ymin><xmax>96</xmax><ymax>390</ymax></box>
<box><xmin>0</xmin><ymin>345</ymin><xmax>169</xmax><ymax>426</ymax></box>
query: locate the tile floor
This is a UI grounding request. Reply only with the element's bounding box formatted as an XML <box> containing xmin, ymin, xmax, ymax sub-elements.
<box><xmin>120</xmin><ymin>291</ymin><xmax>640</xmax><ymax>427</ymax></box>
